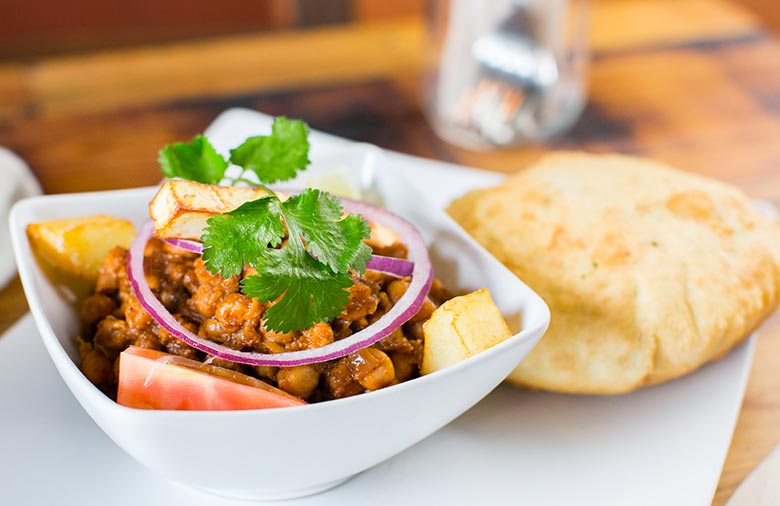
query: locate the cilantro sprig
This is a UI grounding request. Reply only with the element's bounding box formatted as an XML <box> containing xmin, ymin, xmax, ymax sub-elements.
<box><xmin>158</xmin><ymin>117</ymin><xmax>311</xmax><ymax>186</ymax></box>
<box><xmin>159</xmin><ymin>117</ymin><xmax>372</xmax><ymax>333</ymax></box>
<box><xmin>229</xmin><ymin>118</ymin><xmax>310</xmax><ymax>184</ymax></box>
<box><xmin>158</xmin><ymin>135</ymin><xmax>228</xmax><ymax>185</ymax></box>
<box><xmin>203</xmin><ymin>190</ymin><xmax>371</xmax><ymax>332</ymax></box>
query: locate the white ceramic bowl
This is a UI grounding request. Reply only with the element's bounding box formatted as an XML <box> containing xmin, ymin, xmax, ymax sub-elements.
<box><xmin>9</xmin><ymin>145</ymin><xmax>549</xmax><ymax>500</ymax></box>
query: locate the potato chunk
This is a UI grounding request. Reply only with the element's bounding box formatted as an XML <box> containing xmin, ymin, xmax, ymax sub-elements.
<box><xmin>421</xmin><ymin>288</ymin><xmax>511</xmax><ymax>375</ymax></box>
<box><xmin>27</xmin><ymin>215</ymin><xmax>136</xmax><ymax>282</ymax></box>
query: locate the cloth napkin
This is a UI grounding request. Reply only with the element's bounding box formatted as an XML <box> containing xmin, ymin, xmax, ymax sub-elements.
<box><xmin>0</xmin><ymin>148</ymin><xmax>42</xmax><ymax>289</ymax></box>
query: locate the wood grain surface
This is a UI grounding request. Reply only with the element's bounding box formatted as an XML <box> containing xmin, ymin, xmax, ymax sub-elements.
<box><xmin>0</xmin><ymin>1</ymin><xmax>778</xmax><ymax>504</ymax></box>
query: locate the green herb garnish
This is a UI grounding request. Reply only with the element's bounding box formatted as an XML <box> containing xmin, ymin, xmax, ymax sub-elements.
<box><xmin>159</xmin><ymin>117</ymin><xmax>371</xmax><ymax>332</ymax></box>
<box><xmin>158</xmin><ymin>135</ymin><xmax>228</xmax><ymax>185</ymax></box>
<box><xmin>229</xmin><ymin>117</ymin><xmax>310</xmax><ymax>184</ymax></box>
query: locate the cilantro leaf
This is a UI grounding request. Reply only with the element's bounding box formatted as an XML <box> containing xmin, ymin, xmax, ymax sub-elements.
<box><xmin>169</xmin><ymin>117</ymin><xmax>372</xmax><ymax>333</ymax></box>
<box><xmin>158</xmin><ymin>135</ymin><xmax>228</xmax><ymax>184</ymax></box>
<box><xmin>200</xmin><ymin>189</ymin><xmax>371</xmax><ymax>332</ymax></box>
<box><xmin>201</xmin><ymin>197</ymin><xmax>285</xmax><ymax>278</ymax></box>
<box><xmin>229</xmin><ymin>117</ymin><xmax>310</xmax><ymax>184</ymax></box>
<box><xmin>282</xmin><ymin>189</ymin><xmax>372</xmax><ymax>273</ymax></box>
<box><xmin>241</xmin><ymin>247</ymin><xmax>353</xmax><ymax>333</ymax></box>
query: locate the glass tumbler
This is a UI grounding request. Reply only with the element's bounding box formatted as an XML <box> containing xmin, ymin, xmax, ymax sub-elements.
<box><xmin>424</xmin><ymin>0</ymin><xmax>590</xmax><ymax>150</ymax></box>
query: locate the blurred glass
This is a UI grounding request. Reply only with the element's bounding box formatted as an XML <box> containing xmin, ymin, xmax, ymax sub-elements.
<box><xmin>424</xmin><ymin>0</ymin><xmax>590</xmax><ymax>150</ymax></box>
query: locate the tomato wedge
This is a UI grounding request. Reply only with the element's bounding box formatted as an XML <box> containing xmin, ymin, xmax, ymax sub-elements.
<box><xmin>117</xmin><ymin>347</ymin><xmax>306</xmax><ymax>410</ymax></box>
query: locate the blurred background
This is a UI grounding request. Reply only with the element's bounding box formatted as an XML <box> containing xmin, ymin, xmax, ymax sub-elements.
<box><xmin>0</xmin><ymin>0</ymin><xmax>418</xmax><ymax>59</ymax></box>
<box><xmin>0</xmin><ymin>0</ymin><xmax>778</xmax><ymax>60</ymax></box>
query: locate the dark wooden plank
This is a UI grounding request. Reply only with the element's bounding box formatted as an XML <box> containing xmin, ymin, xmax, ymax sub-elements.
<box><xmin>5</xmin><ymin>33</ymin><xmax>780</xmax><ymax>204</ymax></box>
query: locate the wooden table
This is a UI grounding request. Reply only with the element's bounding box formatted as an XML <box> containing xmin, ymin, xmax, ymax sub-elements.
<box><xmin>1</xmin><ymin>0</ymin><xmax>778</xmax><ymax>503</ymax></box>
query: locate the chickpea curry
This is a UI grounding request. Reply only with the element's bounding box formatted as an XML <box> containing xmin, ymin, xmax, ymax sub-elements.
<box><xmin>27</xmin><ymin>117</ymin><xmax>511</xmax><ymax>410</ymax></box>
<box><xmin>79</xmin><ymin>237</ymin><xmax>451</xmax><ymax>403</ymax></box>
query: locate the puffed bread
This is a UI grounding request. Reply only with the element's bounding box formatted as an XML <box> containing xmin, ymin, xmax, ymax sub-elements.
<box><xmin>447</xmin><ymin>152</ymin><xmax>780</xmax><ymax>393</ymax></box>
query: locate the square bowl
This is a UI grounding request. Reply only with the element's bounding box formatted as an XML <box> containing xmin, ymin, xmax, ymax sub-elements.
<box><xmin>9</xmin><ymin>143</ymin><xmax>549</xmax><ymax>500</ymax></box>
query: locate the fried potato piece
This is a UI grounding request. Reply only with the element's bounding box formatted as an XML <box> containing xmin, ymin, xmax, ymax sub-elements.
<box><xmin>421</xmin><ymin>288</ymin><xmax>512</xmax><ymax>375</ymax></box>
<box><xmin>27</xmin><ymin>215</ymin><xmax>136</xmax><ymax>282</ymax></box>
<box><xmin>149</xmin><ymin>180</ymin><xmax>276</xmax><ymax>239</ymax></box>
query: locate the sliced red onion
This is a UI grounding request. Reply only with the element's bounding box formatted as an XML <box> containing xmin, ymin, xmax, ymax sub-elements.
<box><xmin>163</xmin><ymin>236</ymin><xmax>415</xmax><ymax>277</ymax></box>
<box><xmin>366</xmin><ymin>255</ymin><xmax>413</xmax><ymax>277</ymax></box>
<box><xmin>128</xmin><ymin>201</ymin><xmax>432</xmax><ymax>367</ymax></box>
<box><xmin>163</xmin><ymin>237</ymin><xmax>203</xmax><ymax>254</ymax></box>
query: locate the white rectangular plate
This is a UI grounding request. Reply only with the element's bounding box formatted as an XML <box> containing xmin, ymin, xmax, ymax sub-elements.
<box><xmin>0</xmin><ymin>108</ymin><xmax>756</xmax><ymax>505</ymax></box>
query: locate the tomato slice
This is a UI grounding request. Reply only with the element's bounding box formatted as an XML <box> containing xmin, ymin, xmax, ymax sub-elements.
<box><xmin>117</xmin><ymin>347</ymin><xmax>306</xmax><ymax>410</ymax></box>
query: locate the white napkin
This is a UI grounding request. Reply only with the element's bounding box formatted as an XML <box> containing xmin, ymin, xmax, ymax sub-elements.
<box><xmin>727</xmin><ymin>445</ymin><xmax>780</xmax><ymax>506</ymax></box>
<box><xmin>0</xmin><ymin>148</ymin><xmax>42</xmax><ymax>289</ymax></box>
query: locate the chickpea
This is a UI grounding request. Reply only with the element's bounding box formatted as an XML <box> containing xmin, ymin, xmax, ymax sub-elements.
<box><xmin>326</xmin><ymin>360</ymin><xmax>364</xmax><ymax>399</ymax></box>
<box><xmin>299</xmin><ymin>322</ymin><xmax>334</xmax><ymax>349</ymax></box>
<box><xmin>199</xmin><ymin>318</ymin><xmax>227</xmax><ymax>342</ymax></box>
<box><xmin>124</xmin><ymin>298</ymin><xmax>153</xmax><ymax>331</ymax></box>
<box><xmin>214</xmin><ymin>293</ymin><xmax>261</xmax><ymax>331</ymax></box>
<box><xmin>341</xmin><ymin>282</ymin><xmax>378</xmax><ymax>321</ymax></box>
<box><xmin>409</xmin><ymin>296</ymin><xmax>436</xmax><ymax>323</ymax></box>
<box><xmin>377</xmin><ymin>328</ymin><xmax>414</xmax><ymax>353</ymax></box>
<box><xmin>277</xmin><ymin>365</ymin><xmax>320</xmax><ymax>399</ymax></box>
<box><xmin>386</xmin><ymin>278</ymin><xmax>410</xmax><ymax>304</ymax></box>
<box><xmin>390</xmin><ymin>352</ymin><xmax>416</xmax><ymax>382</ymax></box>
<box><xmin>182</xmin><ymin>269</ymin><xmax>199</xmax><ymax>293</ymax></box>
<box><xmin>263</xmin><ymin>327</ymin><xmax>296</xmax><ymax>345</ymax></box>
<box><xmin>95</xmin><ymin>247</ymin><xmax>126</xmax><ymax>294</ymax></box>
<box><xmin>404</xmin><ymin>321</ymin><xmax>425</xmax><ymax>341</ymax></box>
<box><xmin>80</xmin><ymin>294</ymin><xmax>115</xmax><ymax>329</ymax></box>
<box><xmin>428</xmin><ymin>278</ymin><xmax>451</xmax><ymax>304</ymax></box>
<box><xmin>347</xmin><ymin>348</ymin><xmax>395</xmax><ymax>391</ymax></box>
<box><xmin>189</xmin><ymin>284</ymin><xmax>223</xmax><ymax>318</ymax></box>
<box><xmin>253</xmin><ymin>366</ymin><xmax>278</xmax><ymax>382</ymax></box>
<box><xmin>80</xmin><ymin>348</ymin><xmax>114</xmax><ymax>389</ymax></box>
<box><xmin>132</xmin><ymin>330</ymin><xmax>163</xmax><ymax>352</ymax></box>
<box><xmin>93</xmin><ymin>317</ymin><xmax>131</xmax><ymax>358</ymax></box>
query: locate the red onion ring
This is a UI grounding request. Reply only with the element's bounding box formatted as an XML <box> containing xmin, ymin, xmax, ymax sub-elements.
<box><xmin>163</xmin><ymin>237</ymin><xmax>414</xmax><ymax>278</ymax></box>
<box><xmin>128</xmin><ymin>202</ymin><xmax>433</xmax><ymax>367</ymax></box>
<box><xmin>366</xmin><ymin>254</ymin><xmax>413</xmax><ymax>277</ymax></box>
<box><xmin>163</xmin><ymin>237</ymin><xmax>203</xmax><ymax>254</ymax></box>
